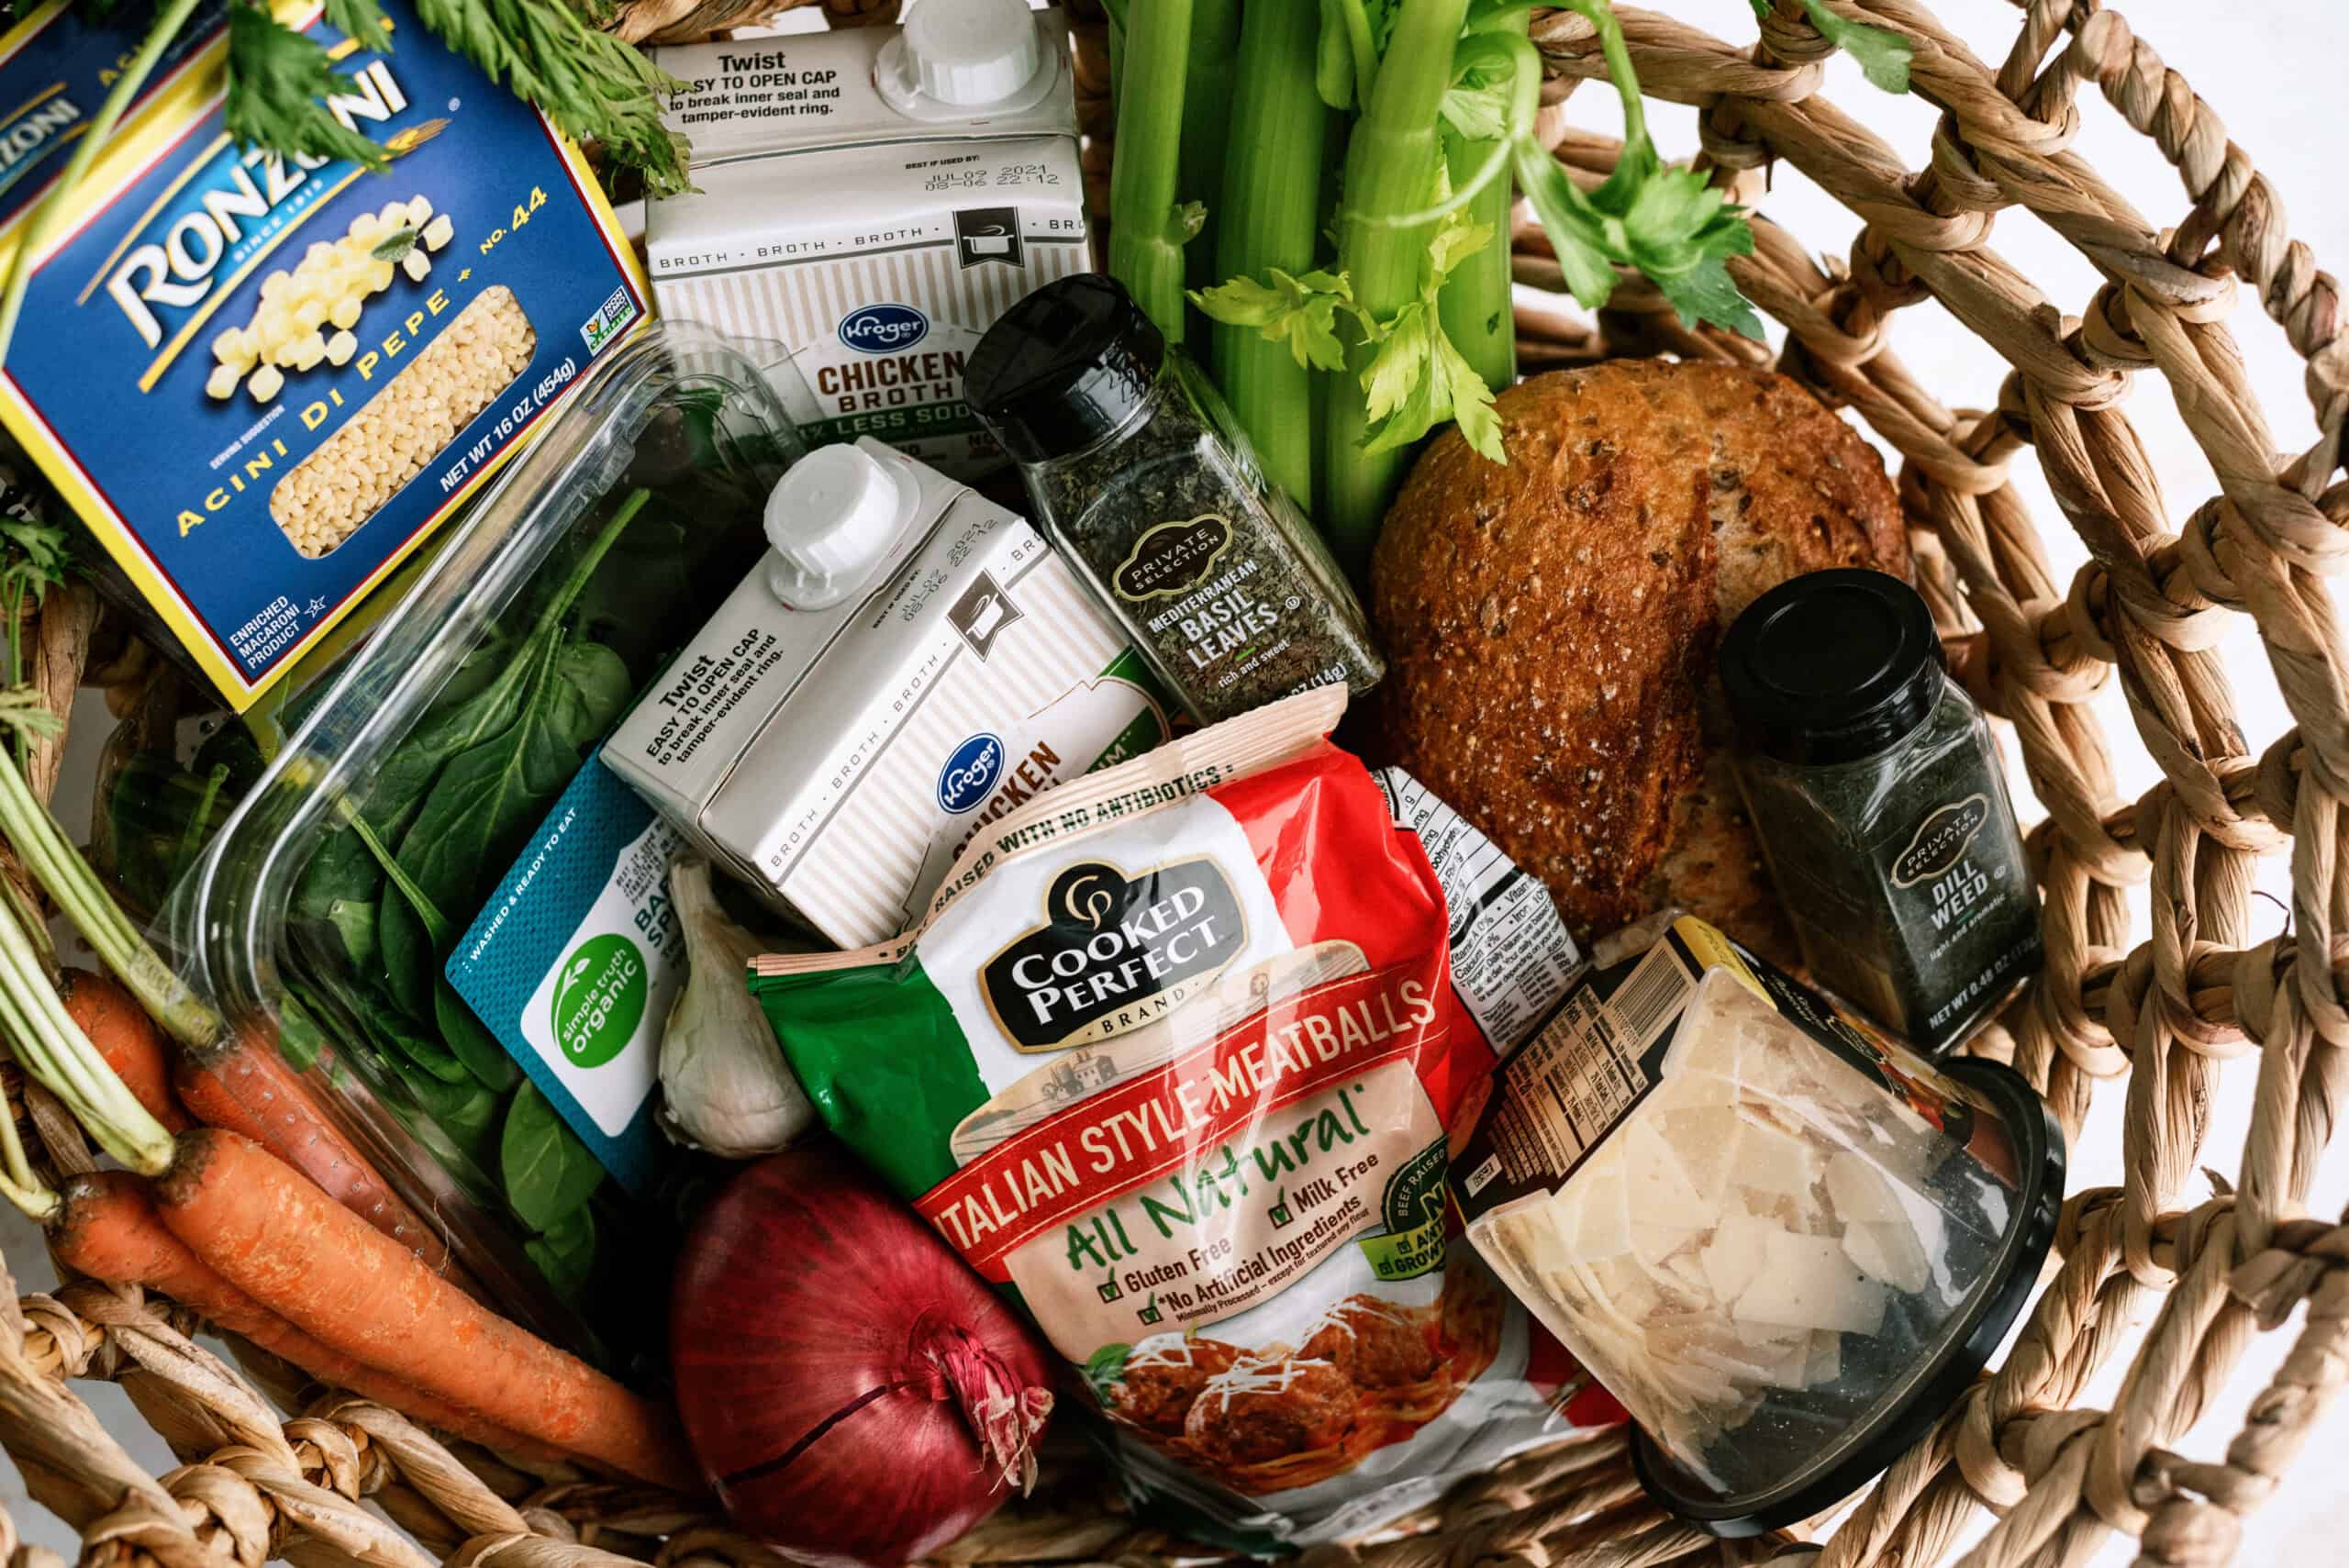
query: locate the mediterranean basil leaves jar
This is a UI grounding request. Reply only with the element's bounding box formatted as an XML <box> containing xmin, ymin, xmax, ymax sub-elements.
<box><xmin>963</xmin><ymin>272</ymin><xmax>1383</xmax><ymax>723</ymax></box>
<box><xmin>1720</xmin><ymin>570</ymin><xmax>2042</xmax><ymax>1053</ymax></box>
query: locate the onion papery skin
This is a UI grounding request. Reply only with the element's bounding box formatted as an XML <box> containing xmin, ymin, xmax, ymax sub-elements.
<box><xmin>672</xmin><ymin>1148</ymin><xmax>1056</xmax><ymax>1568</ymax></box>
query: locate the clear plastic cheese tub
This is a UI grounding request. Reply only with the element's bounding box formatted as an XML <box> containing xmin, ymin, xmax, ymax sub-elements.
<box><xmin>161</xmin><ymin>324</ymin><xmax>802</xmax><ymax>1377</ymax></box>
<box><xmin>1455</xmin><ymin>922</ymin><xmax>2061</xmax><ymax>1534</ymax></box>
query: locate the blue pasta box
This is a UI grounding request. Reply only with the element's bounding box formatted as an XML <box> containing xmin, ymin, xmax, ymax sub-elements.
<box><xmin>0</xmin><ymin>0</ymin><xmax>231</xmax><ymax>234</ymax></box>
<box><xmin>0</xmin><ymin>0</ymin><xmax>649</xmax><ymax>709</ymax></box>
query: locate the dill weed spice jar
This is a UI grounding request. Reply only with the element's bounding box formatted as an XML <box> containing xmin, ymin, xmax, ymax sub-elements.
<box><xmin>963</xmin><ymin>273</ymin><xmax>1383</xmax><ymax>722</ymax></box>
<box><xmin>1720</xmin><ymin>571</ymin><xmax>2043</xmax><ymax>1053</ymax></box>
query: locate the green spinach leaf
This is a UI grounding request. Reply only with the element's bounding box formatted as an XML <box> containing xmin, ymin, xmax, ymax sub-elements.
<box><xmin>502</xmin><ymin>1082</ymin><xmax>604</xmax><ymax>1232</ymax></box>
<box><xmin>525</xmin><ymin>1204</ymin><xmax>598</xmax><ymax>1300</ymax></box>
<box><xmin>436</xmin><ymin>984</ymin><xmax>522</xmax><ymax>1093</ymax></box>
<box><xmin>378</xmin><ymin>637</ymin><xmax>630</xmax><ymax>1015</ymax></box>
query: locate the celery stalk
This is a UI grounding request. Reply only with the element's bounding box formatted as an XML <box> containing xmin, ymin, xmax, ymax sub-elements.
<box><xmin>1323</xmin><ymin>0</ymin><xmax>1471</xmax><ymax>579</ymax></box>
<box><xmin>1108</xmin><ymin>0</ymin><xmax>1196</xmax><ymax>345</ymax></box>
<box><xmin>1211</xmin><ymin>0</ymin><xmax>1330</xmax><ymax>507</ymax></box>
<box><xmin>1439</xmin><ymin>11</ymin><xmax>1524</xmax><ymax>394</ymax></box>
<box><xmin>1178</xmin><ymin>0</ymin><xmax>1241</xmax><ymax>311</ymax></box>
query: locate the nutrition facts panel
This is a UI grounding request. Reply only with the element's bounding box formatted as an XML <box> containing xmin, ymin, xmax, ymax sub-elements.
<box><xmin>1475</xmin><ymin>987</ymin><xmax>1651</xmax><ymax>1191</ymax></box>
<box><xmin>1378</xmin><ymin>769</ymin><xmax>1582</xmax><ymax>1051</ymax></box>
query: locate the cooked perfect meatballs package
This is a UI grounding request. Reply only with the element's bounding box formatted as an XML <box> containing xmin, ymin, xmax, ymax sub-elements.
<box><xmin>753</xmin><ymin>686</ymin><xmax>1618</xmax><ymax>1545</ymax></box>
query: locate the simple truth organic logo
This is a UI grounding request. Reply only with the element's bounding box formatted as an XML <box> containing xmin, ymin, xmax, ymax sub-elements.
<box><xmin>551</xmin><ymin>933</ymin><xmax>647</xmax><ymax>1068</ymax></box>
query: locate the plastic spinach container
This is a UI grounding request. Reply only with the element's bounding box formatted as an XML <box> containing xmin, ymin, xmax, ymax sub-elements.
<box><xmin>165</xmin><ymin>324</ymin><xmax>800</xmax><ymax>1376</ymax></box>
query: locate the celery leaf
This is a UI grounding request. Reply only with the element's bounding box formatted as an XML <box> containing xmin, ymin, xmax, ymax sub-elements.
<box><xmin>1439</xmin><ymin>59</ymin><xmax>1513</xmax><ymax>141</ymax></box>
<box><xmin>1749</xmin><ymin>0</ymin><xmax>1911</xmax><ymax>94</ymax></box>
<box><xmin>1355</xmin><ymin>210</ymin><xmax>1505</xmax><ymax>462</ymax></box>
<box><xmin>1515</xmin><ymin>1</ymin><xmax>1763</xmax><ymax>339</ymax></box>
<box><xmin>1192</xmin><ymin>269</ymin><xmax>1355</xmax><ymax>373</ymax></box>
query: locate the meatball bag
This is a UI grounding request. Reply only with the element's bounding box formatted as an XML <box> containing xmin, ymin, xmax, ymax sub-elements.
<box><xmin>751</xmin><ymin>687</ymin><xmax>1618</xmax><ymax>1546</ymax></box>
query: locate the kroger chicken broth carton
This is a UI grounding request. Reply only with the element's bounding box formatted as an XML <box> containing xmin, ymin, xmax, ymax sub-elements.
<box><xmin>644</xmin><ymin>0</ymin><xmax>1086</xmax><ymax>479</ymax></box>
<box><xmin>0</xmin><ymin>0</ymin><xmax>646</xmax><ymax>709</ymax></box>
<box><xmin>605</xmin><ymin>439</ymin><xmax>1173</xmax><ymax>949</ymax></box>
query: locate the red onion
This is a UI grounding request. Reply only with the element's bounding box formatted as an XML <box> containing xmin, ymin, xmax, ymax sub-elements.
<box><xmin>671</xmin><ymin>1148</ymin><xmax>1055</xmax><ymax>1567</ymax></box>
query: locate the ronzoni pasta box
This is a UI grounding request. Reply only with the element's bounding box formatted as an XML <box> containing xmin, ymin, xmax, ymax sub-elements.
<box><xmin>0</xmin><ymin>0</ymin><xmax>646</xmax><ymax>708</ymax></box>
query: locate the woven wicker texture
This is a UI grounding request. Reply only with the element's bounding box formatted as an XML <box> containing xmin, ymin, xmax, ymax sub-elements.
<box><xmin>6</xmin><ymin>4</ymin><xmax>2349</xmax><ymax>1568</ymax></box>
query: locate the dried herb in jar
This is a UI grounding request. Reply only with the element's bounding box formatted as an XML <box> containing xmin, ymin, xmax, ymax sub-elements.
<box><xmin>963</xmin><ymin>272</ymin><xmax>1383</xmax><ymax>723</ymax></box>
<box><xmin>1720</xmin><ymin>570</ymin><xmax>2043</xmax><ymax>1053</ymax></box>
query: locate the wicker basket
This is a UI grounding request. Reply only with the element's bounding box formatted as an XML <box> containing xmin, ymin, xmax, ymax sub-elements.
<box><xmin>5</xmin><ymin>4</ymin><xmax>2347</xmax><ymax>1568</ymax></box>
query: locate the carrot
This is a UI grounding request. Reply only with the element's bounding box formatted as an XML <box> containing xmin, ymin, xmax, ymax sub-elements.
<box><xmin>173</xmin><ymin>1024</ymin><xmax>467</xmax><ymax>1285</ymax></box>
<box><xmin>155</xmin><ymin>1129</ymin><xmax>697</xmax><ymax>1492</ymax></box>
<box><xmin>51</xmin><ymin>1172</ymin><xmax>562</xmax><ymax>1464</ymax></box>
<box><xmin>59</xmin><ymin>970</ymin><xmax>190</xmax><ymax>1133</ymax></box>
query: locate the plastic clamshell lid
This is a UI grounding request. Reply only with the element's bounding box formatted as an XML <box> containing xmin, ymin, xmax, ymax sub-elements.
<box><xmin>161</xmin><ymin>322</ymin><xmax>805</xmax><ymax>1350</ymax></box>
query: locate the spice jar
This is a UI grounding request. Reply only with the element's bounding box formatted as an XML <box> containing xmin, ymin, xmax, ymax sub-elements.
<box><xmin>1453</xmin><ymin>917</ymin><xmax>2062</xmax><ymax>1533</ymax></box>
<box><xmin>1720</xmin><ymin>571</ymin><xmax>2042</xmax><ymax>1054</ymax></box>
<box><xmin>963</xmin><ymin>272</ymin><xmax>1384</xmax><ymax>722</ymax></box>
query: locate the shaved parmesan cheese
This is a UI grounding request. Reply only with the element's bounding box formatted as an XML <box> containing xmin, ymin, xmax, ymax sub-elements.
<box><xmin>1700</xmin><ymin>1212</ymin><xmax>1778</xmax><ymax>1301</ymax></box>
<box><xmin>1825</xmin><ymin>1150</ymin><xmax>1909</xmax><ymax>1224</ymax></box>
<box><xmin>1560</xmin><ymin>1168</ymin><xmax>1632</xmax><ymax>1258</ymax></box>
<box><xmin>1734</xmin><ymin>1230</ymin><xmax>1887</xmax><ymax>1334</ymax></box>
<box><xmin>1631</xmin><ymin>1222</ymin><xmax>1700</xmax><ymax>1265</ymax></box>
<box><xmin>1805</xmin><ymin>1330</ymin><xmax>1842</xmax><ymax>1386</ymax></box>
<box><xmin>1657</xmin><ymin>1104</ymin><xmax>1744</xmax><ymax>1203</ymax></box>
<box><xmin>1622</xmin><ymin>1119</ymin><xmax>1715</xmax><ymax>1229</ymax></box>
<box><xmin>1736</xmin><ymin>1116</ymin><xmax>1821</xmax><ymax>1197</ymax></box>
<box><xmin>1843</xmin><ymin>1218</ymin><xmax>1933</xmax><ymax>1293</ymax></box>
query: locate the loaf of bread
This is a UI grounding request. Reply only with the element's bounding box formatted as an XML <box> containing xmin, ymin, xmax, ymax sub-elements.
<box><xmin>1369</xmin><ymin>360</ymin><xmax>1911</xmax><ymax>963</ymax></box>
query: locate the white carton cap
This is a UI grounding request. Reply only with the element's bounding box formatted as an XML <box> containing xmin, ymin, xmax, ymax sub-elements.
<box><xmin>902</xmin><ymin>0</ymin><xmax>1040</xmax><ymax>106</ymax></box>
<box><xmin>765</xmin><ymin>443</ymin><xmax>908</xmax><ymax>606</ymax></box>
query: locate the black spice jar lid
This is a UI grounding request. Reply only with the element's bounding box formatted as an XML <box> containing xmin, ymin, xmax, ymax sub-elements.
<box><xmin>1631</xmin><ymin>1057</ymin><xmax>2065</xmax><ymax>1538</ymax></box>
<box><xmin>1720</xmin><ymin>569</ymin><xmax>1943</xmax><ymax>767</ymax></box>
<box><xmin>963</xmin><ymin>272</ymin><xmax>1164</xmax><ymax>464</ymax></box>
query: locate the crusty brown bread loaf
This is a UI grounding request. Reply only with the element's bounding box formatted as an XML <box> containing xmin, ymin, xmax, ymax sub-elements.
<box><xmin>1370</xmin><ymin>360</ymin><xmax>1911</xmax><ymax>963</ymax></box>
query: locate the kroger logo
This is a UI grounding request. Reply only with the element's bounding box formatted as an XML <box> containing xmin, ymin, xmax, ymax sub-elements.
<box><xmin>839</xmin><ymin>303</ymin><xmax>929</xmax><ymax>354</ymax></box>
<box><xmin>937</xmin><ymin>733</ymin><xmax>1005</xmax><ymax>814</ymax></box>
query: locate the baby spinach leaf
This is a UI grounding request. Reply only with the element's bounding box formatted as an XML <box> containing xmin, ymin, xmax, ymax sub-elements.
<box><xmin>378</xmin><ymin>637</ymin><xmax>630</xmax><ymax>1015</ymax></box>
<box><xmin>526</xmin><ymin>1204</ymin><xmax>598</xmax><ymax>1301</ymax></box>
<box><xmin>325</xmin><ymin>895</ymin><xmax>379</xmax><ymax>972</ymax></box>
<box><xmin>502</xmin><ymin>1082</ymin><xmax>604</xmax><ymax>1232</ymax></box>
<box><xmin>436</xmin><ymin>984</ymin><xmax>522</xmax><ymax>1093</ymax></box>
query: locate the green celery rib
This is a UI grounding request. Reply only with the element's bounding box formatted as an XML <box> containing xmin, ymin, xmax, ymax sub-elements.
<box><xmin>1324</xmin><ymin>0</ymin><xmax>1472</xmax><ymax>581</ymax></box>
<box><xmin>1213</xmin><ymin>0</ymin><xmax>1330</xmax><ymax>508</ymax></box>
<box><xmin>1178</xmin><ymin>0</ymin><xmax>1241</xmax><ymax>317</ymax></box>
<box><xmin>1108</xmin><ymin>0</ymin><xmax>1195</xmax><ymax>345</ymax></box>
<box><xmin>1438</xmin><ymin>10</ymin><xmax>1524</xmax><ymax>395</ymax></box>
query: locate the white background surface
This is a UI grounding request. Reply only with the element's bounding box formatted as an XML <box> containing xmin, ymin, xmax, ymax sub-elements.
<box><xmin>9</xmin><ymin>1</ymin><xmax>2349</xmax><ymax>1562</ymax></box>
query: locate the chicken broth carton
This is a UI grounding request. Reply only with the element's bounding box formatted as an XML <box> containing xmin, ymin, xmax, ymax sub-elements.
<box><xmin>645</xmin><ymin>0</ymin><xmax>1086</xmax><ymax>478</ymax></box>
<box><xmin>605</xmin><ymin>439</ymin><xmax>1172</xmax><ymax>949</ymax></box>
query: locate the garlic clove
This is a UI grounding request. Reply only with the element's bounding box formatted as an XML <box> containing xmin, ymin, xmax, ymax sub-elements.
<box><xmin>658</xmin><ymin>855</ymin><xmax>817</xmax><ymax>1159</ymax></box>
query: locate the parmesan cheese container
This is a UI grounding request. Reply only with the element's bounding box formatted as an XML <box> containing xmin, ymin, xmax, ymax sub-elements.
<box><xmin>1453</xmin><ymin>917</ymin><xmax>2061</xmax><ymax>1534</ymax></box>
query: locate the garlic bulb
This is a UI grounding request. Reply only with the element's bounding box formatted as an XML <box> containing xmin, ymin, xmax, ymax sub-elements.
<box><xmin>658</xmin><ymin>855</ymin><xmax>815</xmax><ymax>1158</ymax></box>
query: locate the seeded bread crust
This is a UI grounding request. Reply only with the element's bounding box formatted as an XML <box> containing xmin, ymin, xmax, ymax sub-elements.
<box><xmin>1370</xmin><ymin>360</ymin><xmax>1910</xmax><ymax>960</ymax></box>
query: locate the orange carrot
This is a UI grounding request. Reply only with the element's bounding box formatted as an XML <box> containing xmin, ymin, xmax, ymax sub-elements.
<box><xmin>155</xmin><ymin>1129</ymin><xmax>697</xmax><ymax>1492</ymax></box>
<box><xmin>59</xmin><ymin>971</ymin><xmax>189</xmax><ymax>1134</ymax></box>
<box><xmin>51</xmin><ymin>1172</ymin><xmax>562</xmax><ymax>1463</ymax></box>
<box><xmin>173</xmin><ymin>1024</ymin><xmax>467</xmax><ymax>1286</ymax></box>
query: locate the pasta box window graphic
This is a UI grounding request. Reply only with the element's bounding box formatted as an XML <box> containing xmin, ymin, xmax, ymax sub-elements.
<box><xmin>0</xmin><ymin>0</ymin><xmax>646</xmax><ymax>709</ymax></box>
